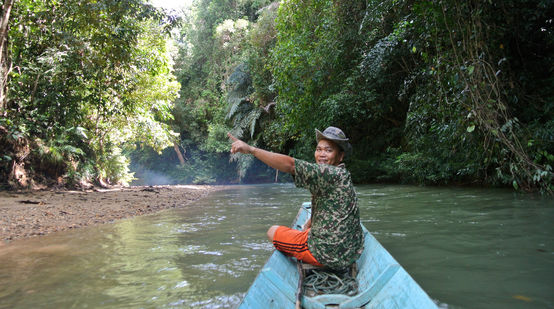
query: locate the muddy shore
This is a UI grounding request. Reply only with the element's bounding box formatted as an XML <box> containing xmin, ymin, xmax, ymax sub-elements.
<box><xmin>0</xmin><ymin>185</ymin><xmax>220</xmax><ymax>243</ymax></box>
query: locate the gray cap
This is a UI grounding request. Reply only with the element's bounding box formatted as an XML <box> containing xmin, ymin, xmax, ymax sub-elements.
<box><xmin>315</xmin><ymin>126</ymin><xmax>352</xmax><ymax>156</ymax></box>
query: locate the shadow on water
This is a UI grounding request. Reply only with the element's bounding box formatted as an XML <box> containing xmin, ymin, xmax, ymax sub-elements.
<box><xmin>0</xmin><ymin>184</ymin><xmax>552</xmax><ymax>309</ymax></box>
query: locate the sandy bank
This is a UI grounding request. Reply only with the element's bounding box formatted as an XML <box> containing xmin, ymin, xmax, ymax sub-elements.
<box><xmin>0</xmin><ymin>185</ymin><xmax>220</xmax><ymax>243</ymax></box>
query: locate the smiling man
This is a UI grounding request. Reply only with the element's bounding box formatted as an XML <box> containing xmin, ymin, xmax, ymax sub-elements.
<box><xmin>228</xmin><ymin>126</ymin><xmax>363</xmax><ymax>270</ymax></box>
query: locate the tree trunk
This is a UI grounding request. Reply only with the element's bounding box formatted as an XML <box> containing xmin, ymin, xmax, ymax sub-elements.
<box><xmin>7</xmin><ymin>136</ymin><xmax>31</xmax><ymax>188</ymax></box>
<box><xmin>174</xmin><ymin>143</ymin><xmax>186</xmax><ymax>166</ymax></box>
<box><xmin>0</xmin><ymin>0</ymin><xmax>14</xmax><ymax>113</ymax></box>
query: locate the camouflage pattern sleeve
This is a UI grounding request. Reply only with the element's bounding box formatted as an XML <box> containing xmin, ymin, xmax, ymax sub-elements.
<box><xmin>294</xmin><ymin>159</ymin><xmax>340</xmax><ymax>194</ymax></box>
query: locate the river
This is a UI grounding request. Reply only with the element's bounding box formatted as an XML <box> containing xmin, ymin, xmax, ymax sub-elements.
<box><xmin>0</xmin><ymin>184</ymin><xmax>552</xmax><ymax>308</ymax></box>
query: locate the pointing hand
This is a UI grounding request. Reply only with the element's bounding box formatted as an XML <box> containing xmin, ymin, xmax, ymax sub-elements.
<box><xmin>228</xmin><ymin>133</ymin><xmax>253</xmax><ymax>154</ymax></box>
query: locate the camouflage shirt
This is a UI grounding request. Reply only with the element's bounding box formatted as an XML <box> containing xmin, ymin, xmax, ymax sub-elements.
<box><xmin>294</xmin><ymin>159</ymin><xmax>364</xmax><ymax>269</ymax></box>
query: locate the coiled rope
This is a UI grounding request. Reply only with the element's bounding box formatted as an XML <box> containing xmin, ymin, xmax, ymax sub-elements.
<box><xmin>303</xmin><ymin>267</ymin><xmax>358</xmax><ymax>296</ymax></box>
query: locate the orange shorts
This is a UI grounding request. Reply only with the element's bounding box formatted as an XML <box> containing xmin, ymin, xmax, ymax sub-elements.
<box><xmin>272</xmin><ymin>226</ymin><xmax>323</xmax><ymax>267</ymax></box>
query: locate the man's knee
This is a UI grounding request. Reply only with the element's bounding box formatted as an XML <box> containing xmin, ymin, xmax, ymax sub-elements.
<box><xmin>267</xmin><ymin>225</ymin><xmax>280</xmax><ymax>241</ymax></box>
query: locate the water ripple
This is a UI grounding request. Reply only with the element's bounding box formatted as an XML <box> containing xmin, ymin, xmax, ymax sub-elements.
<box><xmin>188</xmin><ymin>293</ymin><xmax>243</xmax><ymax>309</ymax></box>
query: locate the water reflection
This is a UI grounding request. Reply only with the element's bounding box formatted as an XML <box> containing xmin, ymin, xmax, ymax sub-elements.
<box><xmin>0</xmin><ymin>184</ymin><xmax>552</xmax><ymax>309</ymax></box>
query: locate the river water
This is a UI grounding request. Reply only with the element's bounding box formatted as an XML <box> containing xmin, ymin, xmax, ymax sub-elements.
<box><xmin>0</xmin><ymin>184</ymin><xmax>552</xmax><ymax>309</ymax></box>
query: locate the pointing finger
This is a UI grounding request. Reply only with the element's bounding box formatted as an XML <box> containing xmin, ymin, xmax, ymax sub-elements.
<box><xmin>227</xmin><ymin>132</ymin><xmax>238</xmax><ymax>142</ymax></box>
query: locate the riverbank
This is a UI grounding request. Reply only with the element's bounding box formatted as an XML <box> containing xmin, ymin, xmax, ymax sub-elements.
<box><xmin>0</xmin><ymin>185</ymin><xmax>220</xmax><ymax>243</ymax></box>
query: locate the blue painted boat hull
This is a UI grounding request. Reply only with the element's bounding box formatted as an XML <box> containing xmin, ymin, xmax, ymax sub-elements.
<box><xmin>239</xmin><ymin>202</ymin><xmax>438</xmax><ymax>309</ymax></box>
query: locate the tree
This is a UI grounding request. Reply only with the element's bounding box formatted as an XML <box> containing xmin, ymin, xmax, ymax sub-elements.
<box><xmin>0</xmin><ymin>0</ymin><xmax>14</xmax><ymax>113</ymax></box>
<box><xmin>1</xmin><ymin>0</ymin><xmax>181</xmax><ymax>187</ymax></box>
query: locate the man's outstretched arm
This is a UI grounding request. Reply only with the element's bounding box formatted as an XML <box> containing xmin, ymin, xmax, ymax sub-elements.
<box><xmin>228</xmin><ymin>133</ymin><xmax>295</xmax><ymax>175</ymax></box>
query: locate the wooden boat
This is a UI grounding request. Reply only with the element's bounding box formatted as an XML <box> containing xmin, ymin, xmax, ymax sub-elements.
<box><xmin>239</xmin><ymin>202</ymin><xmax>438</xmax><ymax>309</ymax></box>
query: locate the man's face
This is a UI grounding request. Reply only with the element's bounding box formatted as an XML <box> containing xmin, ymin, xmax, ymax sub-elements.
<box><xmin>314</xmin><ymin>139</ymin><xmax>344</xmax><ymax>166</ymax></box>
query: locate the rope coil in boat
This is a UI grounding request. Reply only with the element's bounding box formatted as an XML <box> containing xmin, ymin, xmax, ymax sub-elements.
<box><xmin>302</xmin><ymin>268</ymin><xmax>358</xmax><ymax>296</ymax></box>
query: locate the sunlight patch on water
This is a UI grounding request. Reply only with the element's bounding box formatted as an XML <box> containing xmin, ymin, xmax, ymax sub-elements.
<box><xmin>198</xmin><ymin>250</ymin><xmax>223</xmax><ymax>256</ymax></box>
<box><xmin>200</xmin><ymin>215</ymin><xmax>227</xmax><ymax>223</ymax></box>
<box><xmin>179</xmin><ymin>245</ymin><xmax>203</xmax><ymax>254</ymax></box>
<box><xmin>390</xmin><ymin>232</ymin><xmax>407</xmax><ymax>237</ymax></box>
<box><xmin>175</xmin><ymin>280</ymin><xmax>189</xmax><ymax>288</ymax></box>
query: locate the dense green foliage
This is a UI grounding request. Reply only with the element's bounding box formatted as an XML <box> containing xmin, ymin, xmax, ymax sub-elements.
<box><xmin>1</xmin><ymin>0</ymin><xmax>551</xmax><ymax>193</ymax></box>
<box><xmin>136</xmin><ymin>0</ymin><xmax>279</xmax><ymax>184</ymax></box>
<box><xmin>1</xmin><ymin>0</ymin><xmax>180</xmax><ymax>187</ymax></box>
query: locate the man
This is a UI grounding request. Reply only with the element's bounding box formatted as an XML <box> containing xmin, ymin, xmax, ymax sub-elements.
<box><xmin>228</xmin><ymin>126</ymin><xmax>363</xmax><ymax>270</ymax></box>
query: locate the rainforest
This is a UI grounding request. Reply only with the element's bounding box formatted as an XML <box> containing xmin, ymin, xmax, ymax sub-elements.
<box><xmin>1</xmin><ymin>0</ymin><xmax>552</xmax><ymax>193</ymax></box>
